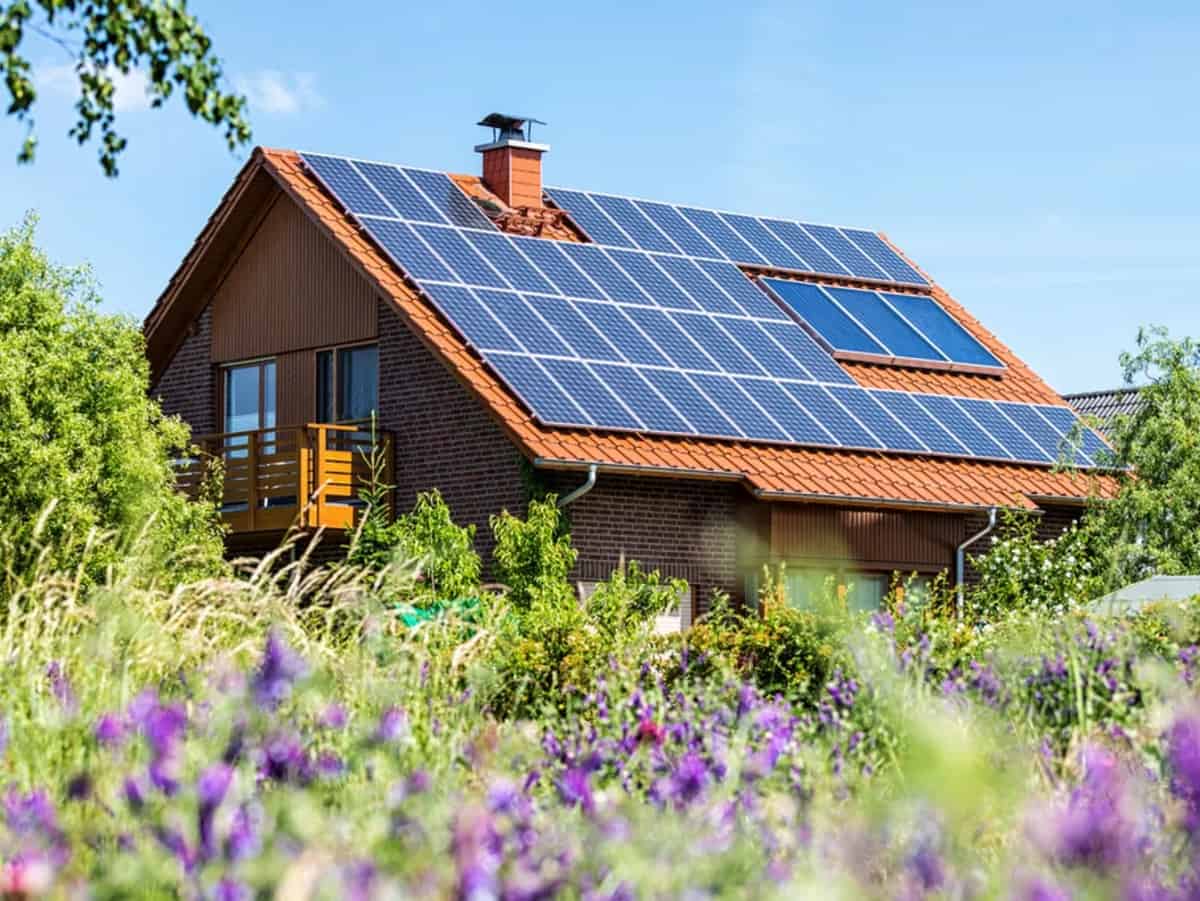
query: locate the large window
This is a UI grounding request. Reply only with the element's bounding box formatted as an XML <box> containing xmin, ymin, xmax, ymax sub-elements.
<box><xmin>747</xmin><ymin>567</ymin><xmax>932</xmax><ymax>614</ymax></box>
<box><xmin>223</xmin><ymin>359</ymin><xmax>276</xmax><ymax>435</ymax></box>
<box><xmin>316</xmin><ymin>344</ymin><xmax>378</xmax><ymax>423</ymax></box>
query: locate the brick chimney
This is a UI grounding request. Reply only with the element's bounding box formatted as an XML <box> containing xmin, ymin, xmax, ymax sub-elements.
<box><xmin>475</xmin><ymin>113</ymin><xmax>549</xmax><ymax>209</ymax></box>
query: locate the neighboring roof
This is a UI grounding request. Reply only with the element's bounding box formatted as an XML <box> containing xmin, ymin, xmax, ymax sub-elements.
<box><xmin>1065</xmin><ymin>387</ymin><xmax>1144</xmax><ymax>434</ymax></box>
<box><xmin>1093</xmin><ymin>575</ymin><xmax>1200</xmax><ymax>613</ymax></box>
<box><xmin>145</xmin><ymin>147</ymin><xmax>1118</xmax><ymax>512</ymax></box>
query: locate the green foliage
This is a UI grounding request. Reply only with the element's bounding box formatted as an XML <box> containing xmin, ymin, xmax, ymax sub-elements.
<box><xmin>0</xmin><ymin>214</ymin><xmax>224</xmax><ymax>587</ymax></box>
<box><xmin>968</xmin><ymin>511</ymin><xmax>1105</xmax><ymax>622</ymax></box>
<box><xmin>2</xmin><ymin>0</ymin><xmax>251</xmax><ymax>174</ymax></box>
<box><xmin>681</xmin><ymin>565</ymin><xmax>852</xmax><ymax>704</ymax></box>
<box><xmin>489</xmin><ymin>496</ymin><xmax>577</xmax><ymax>612</ymax></box>
<box><xmin>348</xmin><ymin>447</ymin><xmax>480</xmax><ymax>600</ymax></box>
<box><xmin>584</xmin><ymin>559</ymin><xmax>683</xmax><ymax>637</ymax></box>
<box><xmin>1088</xmin><ymin>326</ymin><xmax>1200</xmax><ymax>585</ymax></box>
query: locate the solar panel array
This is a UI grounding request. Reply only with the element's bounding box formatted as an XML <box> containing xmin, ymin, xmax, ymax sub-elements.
<box><xmin>300</xmin><ymin>152</ymin><xmax>1109</xmax><ymax>469</ymax></box>
<box><xmin>762</xmin><ymin>279</ymin><xmax>1004</xmax><ymax>369</ymax></box>
<box><xmin>545</xmin><ymin>187</ymin><xmax>929</xmax><ymax>287</ymax></box>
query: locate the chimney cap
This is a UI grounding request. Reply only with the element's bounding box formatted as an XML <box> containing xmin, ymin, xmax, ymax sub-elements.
<box><xmin>476</xmin><ymin>112</ymin><xmax>547</xmax><ymax>145</ymax></box>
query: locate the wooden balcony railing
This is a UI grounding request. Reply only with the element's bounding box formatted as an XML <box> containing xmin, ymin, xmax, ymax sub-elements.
<box><xmin>175</xmin><ymin>423</ymin><xmax>393</xmax><ymax>533</ymax></box>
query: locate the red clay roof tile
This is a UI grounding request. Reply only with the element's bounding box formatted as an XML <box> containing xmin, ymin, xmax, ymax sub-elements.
<box><xmin>249</xmin><ymin>147</ymin><xmax>1115</xmax><ymax>511</ymax></box>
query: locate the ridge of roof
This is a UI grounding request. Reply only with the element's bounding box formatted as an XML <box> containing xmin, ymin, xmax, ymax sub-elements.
<box><xmin>147</xmin><ymin>146</ymin><xmax>1117</xmax><ymax>509</ymax></box>
<box><xmin>1064</xmin><ymin>386</ymin><xmax>1142</xmax><ymax>400</ymax></box>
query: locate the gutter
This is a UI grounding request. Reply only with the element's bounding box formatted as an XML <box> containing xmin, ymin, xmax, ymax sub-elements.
<box><xmin>956</xmin><ymin>506</ymin><xmax>998</xmax><ymax>620</ymax></box>
<box><xmin>557</xmin><ymin>463</ymin><xmax>598</xmax><ymax>508</ymax></box>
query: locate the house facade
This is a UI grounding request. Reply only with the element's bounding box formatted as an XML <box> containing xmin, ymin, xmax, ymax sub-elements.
<box><xmin>145</xmin><ymin>116</ymin><xmax>1112</xmax><ymax>618</ymax></box>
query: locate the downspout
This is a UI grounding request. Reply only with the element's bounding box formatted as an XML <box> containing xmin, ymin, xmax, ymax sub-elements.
<box><xmin>956</xmin><ymin>506</ymin><xmax>998</xmax><ymax>620</ymax></box>
<box><xmin>557</xmin><ymin>463</ymin><xmax>598</xmax><ymax>508</ymax></box>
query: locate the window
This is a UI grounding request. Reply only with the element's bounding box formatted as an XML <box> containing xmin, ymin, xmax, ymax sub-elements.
<box><xmin>223</xmin><ymin>359</ymin><xmax>276</xmax><ymax>435</ymax></box>
<box><xmin>316</xmin><ymin>344</ymin><xmax>378</xmax><ymax>423</ymax></box>
<box><xmin>745</xmin><ymin>566</ymin><xmax>917</xmax><ymax>614</ymax></box>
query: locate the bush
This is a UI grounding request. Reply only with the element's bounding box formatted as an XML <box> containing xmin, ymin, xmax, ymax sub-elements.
<box><xmin>349</xmin><ymin>482</ymin><xmax>480</xmax><ymax>601</ymax></box>
<box><xmin>967</xmin><ymin>511</ymin><xmax>1104</xmax><ymax>622</ymax></box>
<box><xmin>489</xmin><ymin>496</ymin><xmax>577</xmax><ymax>611</ymax></box>
<box><xmin>0</xmin><ymin>214</ymin><xmax>223</xmax><ymax>587</ymax></box>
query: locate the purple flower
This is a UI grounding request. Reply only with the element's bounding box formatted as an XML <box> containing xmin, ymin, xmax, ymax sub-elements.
<box><xmin>45</xmin><ymin>661</ymin><xmax>76</xmax><ymax>715</ymax></box>
<box><xmin>213</xmin><ymin>878</ymin><xmax>251</xmax><ymax>901</ymax></box>
<box><xmin>259</xmin><ymin>731</ymin><xmax>312</xmax><ymax>784</ymax></box>
<box><xmin>319</xmin><ymin>703</ymin><xmax>348</xmax><ymax>731</ymax></box>
<box><xmin>316</xmin><ymin>751</ymin><xmax>345</xmax><ymax>779</ymax></box>
<box><xmin>373</xmin><ymin>706</ymin><xmax>408</xmax><ymax>744</ymax></box>
<box><xmin>1167</xmin><ymin>712</ymin><xmax>1200</xmax><ymax>832</ymax></box>
<box><xmin>226</xmin><ymin>803</ymin><xmax>261</xmax><ymax>861</ymax></box>
<box><xmin>557</xmin><ymin>767</ymin><xmax>595</xmax><ymax>814</ymax></box>
<box><xmin>197</xmin><ymin>763</ymin><xmax>233</xmax><ymax>860</ymax></box>
<box><xmin>1050</xmin><ymin>744</ymin><xmax>1129</xmax><ymax>871</ymax></box>
<box><xmin>451</xmin><ymin>806</ymin><xmax>500</xmax><ymax>901</ymax></box>
<box><xmin>123</xmin><ymin>777</ymin><xmax>146</xmax><ymax>811</ymax></box>
<box><xmin>0</xmin><ymin>714</ymin><xmax>8</xmax><ymax>759</ymax></box>
<box><xmin>668</xmin><ymin>752</ymin><xmax>709</xmax><ymax>807</ymax></box>
<box><xmin>908</xmin><ymin>844</ymin><xmax>944</xmax><ymax>891</ymax></box>
<box><xmin>250</xmin><ymin>629</ymin><xmax>308</xmax><ymax>710</ymax></box>
<box><xmin>94</xmin><ymin>713</ymin><xmax>127</xmax><ymax>748</ymax></box>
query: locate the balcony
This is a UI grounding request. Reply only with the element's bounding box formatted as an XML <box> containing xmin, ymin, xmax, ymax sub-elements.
<box><xmin>175</xmin><ymin>423</ymin><xmax>393</xmax><ymax>533</ymax></box>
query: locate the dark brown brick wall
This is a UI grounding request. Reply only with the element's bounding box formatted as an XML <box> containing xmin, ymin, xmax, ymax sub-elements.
<box><xmin>152</xmin><ymin>305</ymin><xmax>215</xmax><ymax>438</ymax></box>
<box><xmin>376</xmin><ymin>299</ymin><xmax>528</xmax><ymax>566</ymax></box>
<box><xmin>542</xmin><ymin>470</ymin><xmax>743</xmax><ymax>614</ymax></box>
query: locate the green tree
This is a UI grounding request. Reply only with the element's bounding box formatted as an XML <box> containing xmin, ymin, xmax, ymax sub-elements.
<box><xmin>2</xmin><ymin>0</ymin><xmax>250</xmax><ymax>175</ymax></box>
<box><xmin>1088</xmin><ymin>327</ymin><xmax>1200</xmax><ymax>584</ymax></box>
<box><xmin>0</xmin><ymin>214</ymin><xmax>224</xmax><ymax>584</ymax></box>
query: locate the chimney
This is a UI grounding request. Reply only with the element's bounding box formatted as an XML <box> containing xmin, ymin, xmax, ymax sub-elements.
<box><xmin>475</xmin><ymin>113</ymin><xmax>549</xmax><ymax>209</ymax></box>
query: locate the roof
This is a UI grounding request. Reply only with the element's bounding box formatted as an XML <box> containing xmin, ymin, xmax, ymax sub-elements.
<box><xmin>1094</xmin><ymin>575</ymin><xmax>1200</xmax><ymax>613</ymax></box>
<box><xmin>1065</xmin><ymin>387</ymin><xmax>1144</xmax><ymax>435</ymax></box>
<box><xmin>145</xmin><ymin>147</ymin><xmax>1118</xmax><ymax>513</ymax></box>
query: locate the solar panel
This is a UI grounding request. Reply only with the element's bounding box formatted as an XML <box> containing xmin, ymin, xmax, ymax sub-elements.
<box><xmin>764</xmin><ymin>280</ymin><xmax>888</xmax><ymax>355</ymax></box>
<box><xmin>359</xmin><ymin>218</ymin><xmax>455</xmax><ymax>282</ymax></box>
<box><xmin>957</xmin><ymin>399</ymin><xmax>1053</xmax><ymax>464</ymax></box>
<box><xmin>826</xmin><ymin>386</ymin><xmax>927</xmax><ymax>453</ymax></box>
<box><xmin>1039</xmin><ymin>405</ymin><xmax>1112</xmax><ymax>465</ymax></box>
<box><xmin>423</xmin><ymin>284</ymin><xmax>520</xmax><ymax>352</ymax></box>
<box><xmin>591</xmin><ymin>194</ymin><xmax>680</xmax><ymax>254</ymax></box>
<box><xmin>914</xmin><ymin>395</ymin><xmax>1009</xmax><ymax>460</ymax></box>
<box><xmin>824</xmin><ymin>287</ymin><xmax>943</xmax><ymax>361</ymax></box>
<box><xmin>414</xmin><ymin>224</ymin><xmax>507</xmax><ymax>288</ymax></box>
<box><xmin>403</xmin><ymin>167</ymin><xmax>495</xmax><ymax>230</ymax></box>
<box><xmin>873</xmin><ymin>391</ymin><xmax>967</xmax><ymax>455</ymax></box>
<box><xmin>841</xmin><ymin>230</ymin><xmax>925</xmax><ymax>285</ymax></box>
<box><xmin>539</xmin><ymin>357</ymin><xmax>641</xmax><ymax>429</ymax></box>
<box><xmin>464</xmin><ymin>232</ymin><xmax>556</xmax><ymax>294</ymax></box>
<box><xmin>720</xmin><ymin>213</ymin><xmax>811</xmax><ymax>271</ymax></box>
<box><xmin>880</xmin><ymin>293</ymin><xmax>1003</xmax><ymax>369</ymax></box>
<box><xmin>764</xmin><ymin>279</ymin><xmax>1005</xmax><ymax>371</ymax></box>
<box><xmin>354</xmin><ymin>161</ymin><xmax>443</xmax><ymax>222</ymax></box>
<box><xmin>302</xmin><ymin>151</ymin><xmax>1107</xmax><ymax>470</ymax></box>
<box><xmin>591</xmin><ymin>363</ymin><xmax>691</xmax><ymax>434</ymax></box>
<box><xmin>487</xmin><ymin>353</ymin><xmax>587</xmax><ymax>424</ymax></box>
<box><xmin>546</xmin><ymin>188</ymin><xmax>635</xmax><ymax>248</ymax></box>
<box><xmin>738</xmin><ymin>379</ymin><xmax>833</xmax><ymax>445</ymax></box>
<box><xmin>535</xmin><ymin>297</ymin><xmax>624</xmax><ymax>362</ymax></box>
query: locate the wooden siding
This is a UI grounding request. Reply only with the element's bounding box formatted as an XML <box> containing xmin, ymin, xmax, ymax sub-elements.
<box><xmin>210</xmin><ymin>195</ymin><xmax>377</xmax><ymax>363</ymax></box>
<box><xmin>768</xmin><ymin>504</ymin><xmax>966</xmax><ymax>572</ymax></box>
<box><xmin>276</xmin><ymin>349</ymin><xmax>316</xmax><ymax>427</ymax></box>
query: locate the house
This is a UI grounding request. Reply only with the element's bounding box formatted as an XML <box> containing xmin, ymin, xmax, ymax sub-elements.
<box><xmin>144</xmin><ymin>114</ymin><xmax>1114</xmax><ymax>619</ymax></box>
<box><xmin>1065</xmin><ymin>387</ymin><xmax>1144</xmax><ymax>439</ymax></box>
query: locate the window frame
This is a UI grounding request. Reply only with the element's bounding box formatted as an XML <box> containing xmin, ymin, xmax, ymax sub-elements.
<box><xmin>219</xmin><ymin>356</ymin><xmax>277</xmax><ymax>435</ymax></box>
<box><xmin>314</xmin><ymin>341</ymin><xmax>379</xmax><ymax>424</ymax></box>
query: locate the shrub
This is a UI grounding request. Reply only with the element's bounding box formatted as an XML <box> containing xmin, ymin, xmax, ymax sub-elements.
<box><xmin>489</xmin><ymin>496</ymin><xmax>577</xmax><ymax>611</ymax></box>
<box><xmin>349</xmin><ymin>480</ymin><xmax>480</xmax><ymax>601</ymax></box>
<box><xmin>967</xmin><ymin>511</ymin><xmax>1104</xmax><ymax>622</ymax></box>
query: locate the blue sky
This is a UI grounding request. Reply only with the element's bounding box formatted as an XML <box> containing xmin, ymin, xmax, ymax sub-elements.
<box><xmin>3</xmin><ymin>0</ymin><xmax>1196</xmax><ymax>394</ymax></box>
